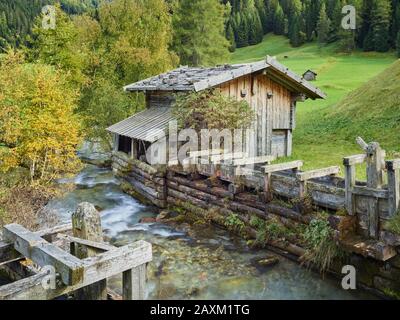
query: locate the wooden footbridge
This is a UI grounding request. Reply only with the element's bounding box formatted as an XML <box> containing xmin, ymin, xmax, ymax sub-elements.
<box><xmin>0</xmin><ymin>203</ymin><xmax>152</xmax><ymax>300</ymax></box>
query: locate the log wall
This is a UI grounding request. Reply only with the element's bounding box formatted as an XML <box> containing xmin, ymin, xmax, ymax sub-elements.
<box><xmin>113</xmin><ymin>148</ymin><xmax>400</xmax><ymax>299</ymax></box>
<box><xmin>112</xmin><ymin>151</ymin><xmax>167</xmax><ymax>208</ymax></box>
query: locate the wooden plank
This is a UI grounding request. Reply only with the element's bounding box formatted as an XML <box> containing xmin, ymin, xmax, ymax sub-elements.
<box><xmin>343</xmin><ymin>154</ymin><xmax>366</xmax><ymax>166</ymax></box>
<box><xmin>1</xmin><ymin>223</ymin><xmax>72</xmax><ymax>263</ymax></box>
<box><xmin>386</xmin><ymin>160</ymin><xmax>400</xmax><ymax>217</ymax></box>
<box><xmin>265</xmin><ymin>98</ymin><xmax>273</xmax><ymax>155</ymax></box>
<box><xmin>123</xmin><ymin>264</ymin><xmax>146</xmax><ymax>300</ymax></box>
<box><xmin>2</xmin><ymin>224</ymin><xmax>84</xmax><ymax>286</ymax></box>
<box><xmin>296</xmin><ymin>166</ymin><xmax>340</xmax><ymax>182</ymax></box>
<box><xmin>233</xmin><ymin>155</ymin><xmax>276</xmax><ymax>166</ymax></box>
<box><xmin>211</xmin><ymin>152</ymin><xmax>247</xmax><ymax>164</ymax></box>
<box><xmin>82</xmin><ymin>241</ymin><xmax>152</xmax><ymax>284</ymax></box>
<box><xmin>286</xmin><ymin>130</ymin><xmax>293</xmax><ymax>156</ymax></box>
<box><xmin>340</xmin><ymin>237</ymin><xmax>396</xmax><ymax>261</ymax></box>
<box><xmin>352</xmin><ymin>186</ymin><xmax>389</xmax><ymax>199</ymax></box>
<box><xmin>36</xmin><ymin>223</ymin><xmax>73</xmax><ymax>238</ymax></box>
<box><xmin>344</xmin><ymin>164</ymin><xmax>356</xmax><ymax>215</ymax></box>
<box><xmin>188</xmin><ymin>149</ymin><xmax>223</xmax><ymax>158</ymax></box>
<box><xmin>0</xmin><ymin>241</ymin><xmax>152</xmax><ymax>300</ymax></box>
<box><xmin>387</xmin><ymin>159</ymin><xmax>400</xmax><ymax>171</ymax></box>
<box><xmin>356</xmin><ymin>136</ymin><xmax>368</xmax><ymax>150</ymax></box>
<box><xmin>57</xmin><ymin>234</ymin><xmax>115</xmax><ymax>253</ymax></box>
<box><xmin>367</xmin><ymin>197</ymin><xmax>379</xmax><ymax>239</ymax></box>
<box><xmin>262</xmin><ymin>161</ymin><xmax>303</xmax><ymax>174</ymax></box>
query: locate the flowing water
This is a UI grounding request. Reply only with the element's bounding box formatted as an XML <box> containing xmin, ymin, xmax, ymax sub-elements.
<box><xmin>47</xmin><ymin>152</ymin><xmax>376</xmax><ymax>300</ymax></box>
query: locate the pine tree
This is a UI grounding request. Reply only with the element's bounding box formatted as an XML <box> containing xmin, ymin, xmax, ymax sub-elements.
<box><xmin>371</xmin><ymin>0</ymin><xmax>392</xmax><ymax>52</ymax></box>
<box><xmin>303</xmin><ymin>0</ymin><xmax>321</xmax><ymax>41</ymax></box>
<box><xmin>288</xmin><ymin>0</ymin><xmax>305</xmax><ymax>47</ymax></box>
<box><xmin>317</xmin><ymin>3</ymin><xmax>331</xmax><ymax>45</ymax></box>
<box><xmin>363</xmin><ymin>29</ymin><xmax>375</xmax><ymax>50</ymax></box>
<box><xmin>172</xmin><ymin>0</ymin><xmax>229</xmax><ymax>66</ymax></box>
<box><xmin>338</xmin><ymin>29</ymin><xmax>356</xmax><ymax>52</ymax></box>
<box><xmin>235</xmin><ymin>12</ymin><xmax>250</xmax><ymax>47</ymax></box>
<box><xmin>265</xmin><ymin>0</ymin><xmax>279</xmax><ymax>33</ymax></box>
<box><xmin>248</xmin><ymin>9</ymin><xmax>264</xmax><ymax>45</ymax></box>
<box><xmin>274</xmin><ymin>3</ymin><xmax>286</xmax><ymax>35</ymax></box>
<box><xmin>226</xmin><ymin>20</ymin><xmax>237</xmax><ymax>52</ymax></box>
<box><xmin>327</xmin><ymin>0</ymin><xmax>343</xmax><ymax>43</ymax></box>
<box><xmin>397</xmin><ymin>30</ymin><xmax>400</xmax><ymax>56</ymax></box>
<box><xmin>255</xmin><ymin>0</ymin><xmax>268</xmax><ymax>33</ymax></box>
<box><xmin>389</xmin><ymin>0</ymin><xmax>400</xmax><ymax>46</ymax></box>
<box><xmin>359</xmin><ymin>0</ymin><xmax>373</xmax><ymax>49</ymax></box>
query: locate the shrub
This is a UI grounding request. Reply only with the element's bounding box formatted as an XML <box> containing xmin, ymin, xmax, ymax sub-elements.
<box><xmin>0</xmin><ymin>184</ymin><xmax>60</xmax><ymax>231</ymax></box>
<box><xmin>225</xmin><ymin>213</ymin><xmax>245</xmax><ymax>232</ymax></box>
<box><xmin>301</xmin><ymin>219</ymin><xmax>342</xmax><ymax>274</ymax></box>
<box><xmin>173</xmin><ymin>89</ymin><xmax>254</xmax><ymax>132</ymax></box>
<box><xmin>250</xmin><ymin>215</ymin><xmax>293</xmax><ymax>247</ymax></box>
<box><xmin>384</xmin><ymin>212</ymin><xmax>400</xmax><ymax>235</ymax></box>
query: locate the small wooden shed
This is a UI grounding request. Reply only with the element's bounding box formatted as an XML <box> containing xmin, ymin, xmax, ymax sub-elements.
<box><xmin>302</xmin><ymin>69</ymin><xmax>317</xmax><ymax>81</ymax></box>
<box><xmin>107</xmin><ymin>56</ymin><xmax>325</xmax><ymax>160</ymax></box>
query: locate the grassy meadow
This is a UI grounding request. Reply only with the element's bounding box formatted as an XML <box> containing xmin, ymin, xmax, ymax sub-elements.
<box><xmin>231</xmin><ymin>34</ymin><xmax>399</xmax><ymax>178</ymax></box>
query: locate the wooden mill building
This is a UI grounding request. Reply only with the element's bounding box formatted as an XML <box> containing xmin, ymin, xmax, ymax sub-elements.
<box><xmin>107</xmin><ymin>56</ymin><xmax>326</xmax><ymax>161</ymax></box>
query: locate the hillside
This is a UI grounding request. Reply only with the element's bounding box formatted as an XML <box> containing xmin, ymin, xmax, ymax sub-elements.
<box><xmin>231</xmin><ymin>34</ymin><xmax>398</xmax><ymax>176</ymax></box>
<box><xmin>320</xmin><ymin>59</ymin><xmax>400</xmax><ymax>151</ymax></box>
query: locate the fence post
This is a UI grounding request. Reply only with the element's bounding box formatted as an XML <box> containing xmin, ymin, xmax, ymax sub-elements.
<box><xmin>122</xmin><ymin>264</ymin><xmax>146</xmax><ymax>300</ymax></box>
<box><xmin>344</xmin><ymin>159</ymin><xmax>356</xmax><ymax>216</ymax></box>
<box><xmin>71</xmin><ymin>202</ymin><xmax>107</xmax><ymax>300</ymax></box>
<box><xmin>365</xmin><ymin>142</ymin><xmax>385</xmax><ymax>188</ymax></box>
<box><xmin>387</xmin><ymin>160</ymin><xmax>400</xmax><ymax>218</ymax></box>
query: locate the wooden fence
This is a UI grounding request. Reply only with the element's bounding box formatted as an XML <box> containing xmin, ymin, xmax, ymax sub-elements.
<box><xmin>0</xmin><ymin>203</ymin><xmax>152</xmax><ymax>300</ymax></box>
<box><xmin>113</xmin><ymin>137</ymin><xmax>400</xmax><ymax>262</ymax></box>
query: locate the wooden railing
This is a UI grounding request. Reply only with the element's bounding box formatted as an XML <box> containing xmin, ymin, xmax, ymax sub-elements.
<box><xmin>0</xmin><ymin>203</ymin><xmax>152</xmax><ymax>300</ymax></box>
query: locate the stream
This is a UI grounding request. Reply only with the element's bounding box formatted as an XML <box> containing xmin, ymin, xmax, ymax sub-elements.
<box><xmin>45</xmin><ymin>146</ymin><xmax>375</xmax><ymax>300</ymax></box>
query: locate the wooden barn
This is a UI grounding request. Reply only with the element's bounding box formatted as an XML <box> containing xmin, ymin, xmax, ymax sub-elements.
<box><xmin>107</xmin><ymin>56</ymin><xmax>325</xmax><ymax>161</ymax></box>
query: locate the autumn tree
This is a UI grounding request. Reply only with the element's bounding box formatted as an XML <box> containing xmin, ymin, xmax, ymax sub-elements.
<box><xmin>0</xmin><ymin>50</ymin><xmax>83</xmax><ymax>184</ymax></box>
<box><xmin>29</xmin><ymin>4</ymin><xmax>89</xmax><ymax>88</ymax></box>
<box><xmin>28</xmin><ymin>0</ymin><xmax>178</xmax><ymax>149</ymax></box>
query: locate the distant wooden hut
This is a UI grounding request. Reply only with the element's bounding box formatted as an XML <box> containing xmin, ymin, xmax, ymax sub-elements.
<box><xmin>107</xmin><ymin>56</ymin><xmax>325</xmax><ymax>160</ymax></box>
<box><xmin>302</xmin><ymin>69</ymin><xmax>317</xmax><ymax>81</ymax></box>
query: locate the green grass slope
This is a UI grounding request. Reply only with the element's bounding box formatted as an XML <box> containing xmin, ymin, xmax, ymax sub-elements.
<box><xmin>231</xmin><ymin>34</ymin><xmax>398</xmax><ymax>176</ymax></box>
<box><xmin>323</xmin><ymin>60</ymin><xmax>400</xmax><ymax>151</ymax></box>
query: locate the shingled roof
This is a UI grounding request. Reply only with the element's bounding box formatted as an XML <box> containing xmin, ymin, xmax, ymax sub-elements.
<box><xmin>123</xmin><ymin>56</ymin><xmax>326</xmax><ymax>100</ymax></box>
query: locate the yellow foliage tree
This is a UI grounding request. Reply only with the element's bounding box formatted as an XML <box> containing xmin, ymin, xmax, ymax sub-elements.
<box><xmin>0</xmin><ymin>50</ymin><xmax>83</xmax><ymax>184</ymax></box>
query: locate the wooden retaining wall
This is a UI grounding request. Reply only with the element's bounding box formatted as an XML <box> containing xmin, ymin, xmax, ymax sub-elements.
<box><xmin>112</xmin><ymin>143</ymin><xmax>400</xmax><ymax>257</ymax></box>
<box><xmin>112</xmin><ymin>151</ymin><xmax>167</xmax><ymax>208</ymax></box>
<box><xmin>112</xmin><ymin>139</ymin><xmax>400</xmax><ymax>298</ymax></box>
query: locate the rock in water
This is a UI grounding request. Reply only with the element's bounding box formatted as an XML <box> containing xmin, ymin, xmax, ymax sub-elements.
<box><xmin>156</xmin><ymin>210</ymin><xmax>170</xmax><ymax>222</ymax></box>
<box><xmin>139</xmin><ymin>217</ymin><xmax>157</xmax><ymax>223</ymax></box>
<box><xmin>256</xmin><ymin>256</ymin><xmax>280</xmax><ymax>268</ymax></box>
<box><xmin>156</xmin><ymin>210</ymin><xmax>179</xmax><ymax>222</ymax></box>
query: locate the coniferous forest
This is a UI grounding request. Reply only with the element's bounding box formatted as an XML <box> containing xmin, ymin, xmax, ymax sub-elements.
<box><xmin>225</xmin><ymin>0</ymin><xmax>400</xmax><ymax>53</ymax></box>
<box><xmin>1</xmin><ymin>0</ymin><xmax>400</xmax><ymax>55</ymax></box>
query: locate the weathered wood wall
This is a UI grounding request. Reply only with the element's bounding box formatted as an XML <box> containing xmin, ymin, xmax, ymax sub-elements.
<box><xmin>218</xmin><ymin>73</ymin><xmax>293</xmax><ymax>158</ymax></box>
<box><xmin>145</xmin><ymin>73</ymin><xmax>295</xmax><ymax>158</ymax></box>
<box><xmin>112</xmin><ymin>151</ymin><xmax>167</xmax><ymax>208</ymax></box>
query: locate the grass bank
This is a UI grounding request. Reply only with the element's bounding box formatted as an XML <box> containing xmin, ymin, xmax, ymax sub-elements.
<box><xmin>231</xmin><ymin>34</ymin><xmax>398</xmax><ymax>177</ymax></box>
